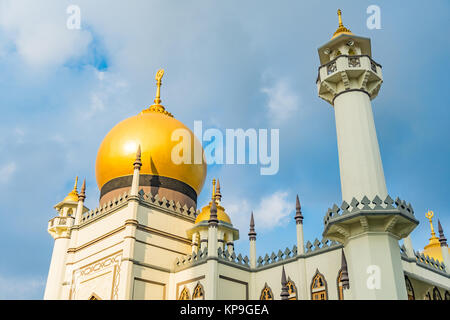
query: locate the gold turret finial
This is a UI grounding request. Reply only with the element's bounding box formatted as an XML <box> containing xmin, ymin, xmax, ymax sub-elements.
<box><xmin>426</xmin><ymin>210</ymin><xmax>437</xmax><ymax>238</ymax></box>
<box><xmin>64</xmin><ymin>176</ymin><xmax>79</xmax><ymax>202</ymax></box>
<box><xmin>140</xmin><ymin>68</ymin><xmax>173</xmax><ymax>117</ymax></box>
<box><xmin>331</xmin><ymin>9</ymin><xmax>353</xmax><ymax>39</ymax></box>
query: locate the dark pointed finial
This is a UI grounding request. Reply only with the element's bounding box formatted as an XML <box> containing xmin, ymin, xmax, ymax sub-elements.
<box><xmin>79</xmin><ymin>178</ymin><xmax>86</xmax><ymax>201</ymax></box>
<box><xmin>438</xmin><ymin>220</ymin><xmax>448</xmax><ymax>247</ymax></box>
<box><xmin>208</xmin><ymin>198</ymin><xmax>218</xmax><ymax>226</ymax></box>
<box><xmin>134</xmin><ymin>145</ymin><xmax>142</xmax><ymax>169</ymax></box>
<box><xmin>248</xmin><ymin>211</ymin><xmax>256</xmax><ymax>240</ymax></box>
<box><xmin>294</xmin><ymin>195</ymin><xmax>304</xmax><ymax>224</ymax></box>
<box><xmin>280</xmin><ymin>266</ymin><xmax>289</xmax><ymax>300</ymax></box>
<box><xmin>340</xmin><ymin>249</ymin><xmax>350</xmax><ymax>289</ymax></box>
<box><xmin>215</xmin><ymin>179</ymin><xmax>222</xmax><ymax>202</ymax></box>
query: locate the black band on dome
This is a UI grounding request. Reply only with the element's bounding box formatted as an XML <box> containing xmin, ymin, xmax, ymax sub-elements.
<box><xmin>100</xmin><ymin>174</ymin><xmax>197</xmax><ymax>203</ymax></box>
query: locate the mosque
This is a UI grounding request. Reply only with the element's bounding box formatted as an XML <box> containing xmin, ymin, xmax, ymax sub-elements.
<box><xmin>44</xmin><ymin>10</ymin><xmax>450</xmax><ymax>300</ymax></box>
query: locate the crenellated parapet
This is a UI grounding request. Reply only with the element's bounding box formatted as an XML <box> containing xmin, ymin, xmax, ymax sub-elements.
<box><xmin>256</xmin><ymin>245</ymin><xmax>298</xmax><ymax>268</ymax></box>
<box><xmin>174</xmin><ymin>247</ymin><xmax>208</xmax><ymax>272</ymax></box>
<box><xmin>79</xmin><ymin>188</ymin><xmax>198</xmax><ymax>226</ymax></box>
<box><xmin>217</xmin><ymin>247</ymin><xmax>249</xmax><ymax>268</ymax></box>
<box><xmin>304</xmin><ymin>238</ymin><xmax>341</xmax><ymax>254</ymax></box>
<box><xmin>414</xmin><ymin>251</ymin><xmax>447</xmax><ymax>275</ymax></box>
<box><xmin>323</xmin><ymin>195</ymin><xmax>419</xmax><ymax>243</ymax></box>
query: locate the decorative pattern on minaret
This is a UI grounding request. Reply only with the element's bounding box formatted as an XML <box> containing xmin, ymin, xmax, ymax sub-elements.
<box><xmin>438</xmin><ymin>220</ymin><xmax>448</xmax><ymax>247</ymax></box>
<box><xmin>208</xmin><ymin>195</ymin><xmax>219</xmax><ymax>226</ymax></box>
<box><xmin>215</xmin><ymin>179</ymin><xmax>222</xmax><ymax>203</ymax></box>
<box><xmin>294</xmin><ymin>195</ymin><xmax>303</xmax><ymax>224</ymax></box>
<box><xmin>340</xmin><ymin>249</ymin><xmax>350</xmax><ymax>289</ymax></box>
<box><xmin>79</xmin><ymin>178</ymin><xmax>86</xmax><ymax>201</ymax></box>
<box><xmin>280</xmin><ymin>266</ymin><xmax>289</xmax><ymax>300</ymax></box>
<box><xmin>134</xmin><ymin>145</ymin><xmax>142</xmax><ymax>170</ymax></box>
<box><xmin>248</xmin><ymin>212</ymin><xmax>256</xmax><ymax>241</ymax></box>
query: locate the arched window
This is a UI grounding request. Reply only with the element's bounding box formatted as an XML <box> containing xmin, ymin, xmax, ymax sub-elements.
<box><xmin>178</xmin><ymin>286</ymin><xmax>190</xmax><ymax>300</ymax></box>
<box><xmin>193</xmin><ymin>282</ymin><xmax>204</xmax><ymax>300</ymax></box>
<box><xmin>337</xmin><ymin>270</ymin><xmax>344</xmax><ymax>300</ymax></box>
<box><xmin>348</xmin><ymin>48</ymin><xmax>355</xmax><ymax>55</ymax></box>
<box><xmin>311</xmin><ymin>270</ymin><xmax>327</xmax><ymax>300</ymax></box>
<box><xmin>260</xmin><ymin>283</ymin><xmax>273</xmax><ymax>300</ymax></box>
<box><xmin>424</xmin><ymin>291</ymin><xmax>432</xmax><ymax>300</ymax></box>
<box><xmin>433</xmin><ymin>287</ymin><xmax>442</xmax><ymax>300</ymax></box>
<box><xmin>445</xmin><ymin>291</ymin><xmax>450</xmax><ymax>300</ymax></box>
<box><xmin>286</xmin><ymin>278</ymin><xmax>297</xmax><ymax>300</ymax></box>
<box><xmin>405</xmin><ymin>276</ymin><xmax>415</xmax><ymax>300</ymax></box>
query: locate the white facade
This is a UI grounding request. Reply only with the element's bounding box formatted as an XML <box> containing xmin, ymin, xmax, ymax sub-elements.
<box><xmin>43</xmin><ymin>17</ymin><xmax>450</xmax><ymax>301</ymax></box>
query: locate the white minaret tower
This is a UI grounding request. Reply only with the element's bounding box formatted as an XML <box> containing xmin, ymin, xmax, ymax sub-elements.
<box><xmin>44</xmin><ymin>177</ymin><xmax>78</xmax><ymax>299</ymax></box>
<box><xmin>319</xmin><ymin>10</ymin><xmax>418</xmax><ymax>300</ymax></box>
<box><xmin>317</xmin><ymin>9</ymin><xmax>385</xmax><ymax>204</ymax></box>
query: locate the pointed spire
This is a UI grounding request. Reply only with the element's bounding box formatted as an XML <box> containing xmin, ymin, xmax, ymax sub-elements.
<box><xmin>294</xmin><ymin>195</ymin><xmax>304</xmax><ymax>224</ymax></box>
<box><xmin>331</xmin><ymin>9</ymin><xmax>353</xmax><ymax>39</ymax></box>
<box><xmin>248</xmin><ymin>212</ymin><xmax>257</xmax><ymax>241</ymax></box>
<box><xmin>64</xmin><ymin>176</ymin><xmax>79</xmax><ymax>202</ymax></box>
<box><xmin>134</xmin><ymin>145</ymin><xmax>142</xmax><ymax>170</ymax></box>
<box><xmin>208</xmin><ymin>195</ymin><xmax>218</xmax><ymax>226</ymax></box>
<box><xmin>215</xmin><ymin>179</ymin><xmax>222</xmax><ymax>202</ymax></box>
<box><xmin>340</xmin><ymin>249</ymin><xmax>350</xmax><ymax>289</ymax></box>
<box><xmin>78</xmin><ymin>178</ymin><xmax>86</xmax><ymax>201</ymax></box>
<box><xmin>438</xmin><ymin>220</ymin><xmax>448</xmax><ymax>247</ymax></box>
<box><xmin>280</xmin><ymin>266</ymin><xmax>289</xmax><ymax>300</ymax></box>
<box><xmin>140</xmin><ymin>68</ymin><xmax>173</xmax><ymax>117</ymax></box>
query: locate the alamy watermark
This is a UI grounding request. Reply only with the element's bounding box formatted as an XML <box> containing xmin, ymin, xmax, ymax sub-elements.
<box><xmin>367</xmin><ymin>5</ymin><xmax>381</xmax><ymax>30</ymax></box>
<box><xmin>171</xmin><ymin>121</ymin><xmax>279</xmax><ymax>175</ymax></box>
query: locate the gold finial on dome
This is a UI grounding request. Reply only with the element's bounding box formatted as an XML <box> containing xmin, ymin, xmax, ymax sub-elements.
<box><xmin>331</xmin><ymin>9</ymin><xmax>353</xmax><ymax>39</ymax></box>
<box><xmin>140</xmin><ymin>68</ymin><xmax>174</xmax><ymax>117</ymax></box>
<box><xmin>423</xmin><ymin>210</ymin><xmax>449</xmax><ymax>262</ymax></box>
<box><xmin>64</xmin><ymin>176</ymin><xmax>79</xmax><ymax>202</ymax></box>
<box><xmin>212</xmin><ymin>178</ymin><xmax>216</xmax><ymax>201</ymax></box>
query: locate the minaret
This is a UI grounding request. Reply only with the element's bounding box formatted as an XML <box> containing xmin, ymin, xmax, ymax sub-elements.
<box><xmin>130</xmin><ymin>145</ymin><xmax>142</xmax><ymax>196</ymax></box>
<box><xmin>44</xmin><ymin>177</ymin><xmax>78</xmax><ymax>299</ymax></box>
<box><xmin>294</xmin><ymin>195</ymin><xmax>304</xmax><ymax>254</ymax></box>
<box><xmin>438</xmin><ymin>220</ymin><xmax>450</xmax><ymax>269</ymax></box>
<box><xmin>122</xmin><ymin>147</ymin><xmax>142</xmax><ymax>299</ymax></box>
<box><xmin>319</xmin><ymin>10</ymin><xmax>417</xmax><ymax>300</ymax></box>
<box><xmin>248</xmin><ymin>212</ymin><xmax>257</xmax><ymax>268</ymax></box>
<box><xmin>317</xmin><ymin>9</ymin><xmax>386</xmax><ymax>204</ymax></box>
<box><xmin>75</xmin><ymin>178</ymin><xmax>86</xmax><ymax>225</ymax></box>
<box><xmin>206</xmin><ymin>182</ymin><xmax>219</xmax><ymax>299</ymax></box>
<box><xmin>280</xmin><ymin>266</ymin><xmax>289</xmax><ymax>300</ymax></box>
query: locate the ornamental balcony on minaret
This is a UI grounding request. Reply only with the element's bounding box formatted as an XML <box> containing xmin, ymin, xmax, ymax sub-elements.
<box><xmin>317</xmin><ymin>10</ymin><xmax>383</xmax><ymax>106</ymax></box>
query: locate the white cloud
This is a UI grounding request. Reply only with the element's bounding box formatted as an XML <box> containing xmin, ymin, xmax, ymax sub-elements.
<box><xmin>0</xmin><ymin>162</ymin><xmax>17</xmax><ymax>184</ymax></box>
<box><xmin>225</xmin><ymin>190</ymin><xmax>293</xmax><ymax>234</ymax></box>
<box><xmin>261</xmin><ymin>79</ymin><xmax>299</xmax><ymax>125</ymax></box>
<box><xmin>0</xmin><ymin>274</ymin><xmax>45</xmax><ymax>299</ymax></box>
<box><xmin>0</xmin><ymin>1</ymin><xmax>92</xmax><ymax>69</ymax></box>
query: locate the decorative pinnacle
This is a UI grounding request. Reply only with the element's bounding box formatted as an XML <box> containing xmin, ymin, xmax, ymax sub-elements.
<box><xmin>248</xmin><ymin>211</ymin><xmax>257</xmax><ymax>240</ymax></box>
<box><xmin>73</xmin><ymin>176</ymin><xmax>78</xmax><ymax>192</ymax></box>
<box><xmin>211</xmin><ymin>178</ymin><xmax>216</xmax><ymax>201</ymax></box>
<box><xmin>79</xmin><ymin>178</ymin><xmax>86</xmax><ymax>201</ymax></box>
<box><xmin>438</xmin><ymin>219</ymin><xmax>448</xmax><ymax>247</ymax></box>
<box><xmin>340</xmin><ymin>249</ymin><xmax>350</xmax><ymax>289</ymax></box>
<box><xmin>208</xmin><ymin>196</ymin><xmax>218</xmax><ymax>226</ymax></box>
<box><xmin>140</xmin><ymin>68</ymin><xmax>173</xmax><ymax>117</ymax></box>
<box><xmin>331</xmin><ymin>9</ymin><xmax>353</xmax><ymax>39</ymax></box>
<box><xmin>215</xmin><ymin>179</ymin><xmax>222</xmax><ymax>203</ymax></box>
<box><xmin>425</xmin><ymin>210</ymin><xmax>437</xmax><ymax>238</ymax></box>
<box><xmin>294</xmin><ymin>195</ymin><xmax>303</xmax><ymax>224</ymax></box>
<box><xmin>280</xmin><ymin>266</ymin><xmax>289</xmax><ymax>300</ymax></box>
<box><xmin>134</xmin><ymin>145</ymin><xmax>142</xmax><ymax>169</ymax></box>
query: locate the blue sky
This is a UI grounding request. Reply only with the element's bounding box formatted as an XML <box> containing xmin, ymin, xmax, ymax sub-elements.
<box><xmin>0</xmin><ymin>0</ymin><xmax>449</xmax><ymax>299</ymax></box>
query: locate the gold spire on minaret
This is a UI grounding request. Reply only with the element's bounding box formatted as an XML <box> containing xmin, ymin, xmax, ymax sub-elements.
<box><xmin>140</xmin><ymin>68</ymin><xmax>174</xmax><ymax>117</ymax></box>
<box><xmin>64</xmin><ymin>176</ymin><xmax>79</xmax><ymax>202</ymax></box>
<box><xmin>331</xmin><ymin>9</ymin><xmax>353</xmax><ymax>39</ymax></box>
<box><xmin>425</xmin><ymin>210</ymin><xmax>439</xmax><ymax>242</ymax></box>
<box><xmin>423</xmin><ymin>210</ymin><xmax>449</xmax><ymax>262</ymax></box>
<box><xmin>212</xmin><ymin>178</ymin><xmax>216</xmax><ymax>201</ymax></box>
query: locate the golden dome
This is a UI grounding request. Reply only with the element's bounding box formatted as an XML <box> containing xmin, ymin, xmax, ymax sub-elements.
<box><xmin>95</xmin><ymin>69</ymin><xmax>207</xmax><ymax>196</ymax></box>
<box><xmin>195</xmin><ymin>179</ymin><xmax>232</xmax><ymax>224</ymax></box>
<box><xmin>331</xmin><ymin>9</ymin><xmax>354</xmax><ymax>39</ymax></box>
<box><xmin>422</xmin><ymin>210</ymin><xmax>450</xmax><ymax>263</ymax></box>
<box><xmin>63</xmin><ymin>176</ymin><xmax>79</xmax><ymax>202</ymax></box>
